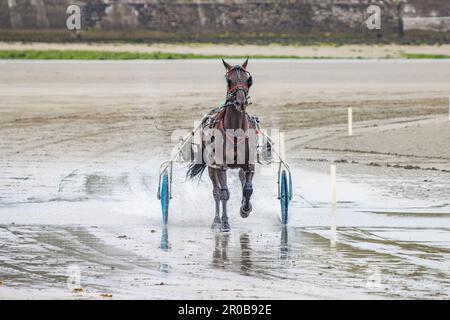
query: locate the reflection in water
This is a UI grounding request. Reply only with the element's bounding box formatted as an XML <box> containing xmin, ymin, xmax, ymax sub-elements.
<box><xmin>210</xmin><ymin>229</ymin><xmax>292</xmax><ymax>275</ymax></box>
<box><xmin>212</xmin><ymin>232</ymin><xmax>230</xmax><ymax>269</ymax></box>
<box><xmin>330</xmin><ymin>208</ymin><xmax>337</xmax><ymax>250</ymax></box>
<box><xmin>240</xmin><ymin>233</ymin><xmax>252</xmax><ymax>274</ymax></box>
<box><xmin>150</xmin><ymin>219</ymin><xmax>449</xmax><ymax>298</ymax></box>
<box><xmin>280</xmin><ymin>226</ymin><xmax>289</xmax><ymax>260</ymax></box>
<box><xmin>160</xmin><ymin>226</ymin><xmax>170</xmax><ymax>251</ymax></box>
<box><xmin>211</xmin><ymin>232</ymin><xmax>253</xmax><ymax>274</ymax></box>
<box><xmin>159</xmin><ymin>226</ymin><xmax>170</xmax><ymax>273</ymax></box>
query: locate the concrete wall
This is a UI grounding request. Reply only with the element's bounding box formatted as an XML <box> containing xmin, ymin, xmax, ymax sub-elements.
<box><xmin>0</xmin><ymin>0</ymin><xmax>448</xmax><ymax>36</ymax></box>
<box><xmin>403</xmin><ymin>0</ymin><xmax>450</xmax><ymax>32</ymax></box>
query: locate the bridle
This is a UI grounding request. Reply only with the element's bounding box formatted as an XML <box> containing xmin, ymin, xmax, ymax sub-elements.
<box><xmin>218</xmin><ymin>64</ymin><xmax>258</xmax><ymax>145</ymax></box>
<box><xmin>225</xmin><ymin>66</ymin><xmax>253</xmax><ymax>109</ymax></box>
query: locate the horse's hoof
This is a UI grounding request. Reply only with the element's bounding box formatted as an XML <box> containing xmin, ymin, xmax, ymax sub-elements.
<box><xmin>211</xmin><ymin>222</ymin><xmax>221</xmax><ymax>229</ymax></box>
<box><xmin>220</xmin><ymin>220</ymin><xmax>230</xmax><ymax>232</ymax></box>
<box><xmin>240</xmin><ymin>202</ymin><xmax>252</xmax><ymax>218</ymax></box>
<box><xmin>211</xmin><ymin>217</ymin><xmax>221</xmax><ymax>229</ymax></box>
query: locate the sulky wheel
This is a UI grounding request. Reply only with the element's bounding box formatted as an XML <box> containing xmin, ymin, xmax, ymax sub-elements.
<box><xmin>280</xmin><ymin>170</ymin><xmax>290</xmax><ymax>225</ymax></box>
<box><xmin>160</xmin><ymin>170</ymin><xmax>170</xmax><ymax>225</ymax></box>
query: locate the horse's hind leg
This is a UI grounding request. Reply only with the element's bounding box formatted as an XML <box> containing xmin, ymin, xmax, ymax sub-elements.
<box><xmin>217</xmin><ymin>168</ymin><xmax>230</xmax><ymax>232</ymax></box>
<box><xmin>239</xmin><ymin>165</ymin><xmax>254</xmax><ymax>218</ymax></box>
<box><xmin>208</xmin><ymin>167</ymin><xmax>221</xmax><ymax>229</ymax></box>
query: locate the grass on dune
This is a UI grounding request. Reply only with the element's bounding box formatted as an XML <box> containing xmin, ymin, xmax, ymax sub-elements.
<box><xmin>0</xmin><ymin>50</ymin><xmax>305</xmax><ymax>60</ymax></box>
<box><xmin>402</xmin><ymin>53</ymin><xmax>450</xmax><ymax>59</ymax></box>
<box><xmin>0</xmin><ymin>50</ymin><xmax>449</xmax><ymax>60</ymax></box>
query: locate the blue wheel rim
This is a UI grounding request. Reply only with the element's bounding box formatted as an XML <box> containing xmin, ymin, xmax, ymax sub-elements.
<box><xmin>161</xmin><ymin>172</ymin><xmax>169</xmax><ymax>225</ymax></box>
<box><xmin>280</xmin><ymin>170</ymin><xmax>289</xmax><ymax>225</ymax></box>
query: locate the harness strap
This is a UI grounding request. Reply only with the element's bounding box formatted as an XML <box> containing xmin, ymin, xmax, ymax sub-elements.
<box><xmin>227</xmin><ymin>83</ymin><xmax>249</xmax><ymax>94</ymax></box>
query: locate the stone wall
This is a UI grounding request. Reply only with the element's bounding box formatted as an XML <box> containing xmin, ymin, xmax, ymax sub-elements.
<box><xmin>0</xmin><ymin>1</ymin><xmax>448</xmax><ymax>37</ymax></box>
<box><xmin>403</xmin><ymin>0</ymin><xmax>450</xmax><ymax>32</ymax></box>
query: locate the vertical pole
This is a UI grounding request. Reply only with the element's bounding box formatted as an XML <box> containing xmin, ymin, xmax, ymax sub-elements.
<box><xmin>348</xmin><ymin>107</ymin><xmax>353</xmax><ymax>136</ymax></box>
<box><xmin>330</xmin><ymin>164</ymin><xmax>337</xmax><ymax>208</ymax></box>
<box><xmin>193</xmin><ymin>120</ymin><xmax>201</xmax><ymax>145</ymax></box>
<box><xmin>279</xmin><ymin>132</ymin><xmax>286</xmax><ymax>160</ymax></box>
<box><xmin>193</xmin><ymin>120</ymin><xmax>202</xmax><ymax>164</ymax></box>
<box><xmin>448</xmin><ymin>96</ymin><xmax>450</xmax><ymax>121</ymax></box>
<box><xmin>330</xmin><ymin>213</ymin><xmax>337</xmax><ymax>249</ymax></box>
<box><xmin>330</xmin><ymin>164</ymin><xmax>337</xmax><ymax>248</ymax></box>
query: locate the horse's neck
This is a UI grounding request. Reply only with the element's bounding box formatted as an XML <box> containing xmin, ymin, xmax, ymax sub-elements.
<box><xmin>223</xmin><ymin>107</ymin><xmax>247</xmax><ymax>130</ymax></box>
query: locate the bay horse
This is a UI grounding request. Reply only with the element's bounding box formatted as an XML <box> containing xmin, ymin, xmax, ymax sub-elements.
<box><xmin>187</xmin><ymin>59</ymin><xmax>256</xmax><ymax>232</ymax></box>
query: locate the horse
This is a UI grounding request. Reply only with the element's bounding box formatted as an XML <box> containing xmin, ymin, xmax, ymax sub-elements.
<box><xmin>187</xmin><ymin>59</ymin><xmax>257</xmax><ymax>232</ymax></box>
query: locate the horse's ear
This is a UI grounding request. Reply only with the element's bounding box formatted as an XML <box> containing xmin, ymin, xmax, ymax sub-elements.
<box><xmin>242</xmin><ymin>58</ymin><xmax>249</xmax><ymax>70</ymax></box>
<box><xmin>222</xmin><ymin>59</ymin><xmax>232</xmax><ymax>70</ymax></box>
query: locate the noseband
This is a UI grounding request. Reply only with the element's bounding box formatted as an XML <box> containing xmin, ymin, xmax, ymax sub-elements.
<box><xmin>225</xmin><ymin>66</ymin><xmax>253</xmax><ymax>108</ymax></box>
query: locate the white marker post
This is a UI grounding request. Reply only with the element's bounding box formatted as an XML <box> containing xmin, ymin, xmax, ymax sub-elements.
<box><xmin>348</xmin><ymin>107</ymin><xmax>353</xmax><ymax>136</ymax></box>
<box><xmin>330</xmin><ymin>164</ymin><xmax>337</xmax><ymax>208</ymax></box>
<box><xmin>448</xmin><ymin>96</ymin><xmax>450</xmax><ymax>121</ymax></box>
<box><xmin>279</xmin><ymin>132</ymin><xmax>286</xmax><ymax>160</ymax></box>
<box><xmin>330</xmin><ymin>214</ymin><xmax>337</xmax><ymax>249</ymax></box>
<box><xmin>330</xmin><ymin>164</ymin><xmax>337</xmax><ymax>248</ymax></box>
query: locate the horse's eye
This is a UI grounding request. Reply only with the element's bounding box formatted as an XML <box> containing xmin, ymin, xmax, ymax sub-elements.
<box><xmin>247</xmin><ymin>76</ymin><xmax>253</xmax><ymax>87</ymax></box>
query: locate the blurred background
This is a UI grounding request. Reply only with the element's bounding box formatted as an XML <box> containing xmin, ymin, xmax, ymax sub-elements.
<box><xmin>0</xmin><ymin>0</ymin><xmax>449</xmax><ymax>44</ymax></box>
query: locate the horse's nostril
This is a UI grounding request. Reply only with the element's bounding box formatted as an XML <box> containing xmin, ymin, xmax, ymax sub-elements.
<box><xmin>237</xmin><ymin>104</ymin><xmax>246</xmax><ymax>112</ymax></box>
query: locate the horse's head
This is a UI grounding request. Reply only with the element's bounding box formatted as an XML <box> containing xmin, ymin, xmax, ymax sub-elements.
<box><xmin>222</xmin><ymin>59</ymin><xmax>253</xmax><ymax>113</ymax></box>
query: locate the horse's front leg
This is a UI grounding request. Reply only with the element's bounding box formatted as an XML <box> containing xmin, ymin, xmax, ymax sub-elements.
<box><xmin>217</xmin><ymin>167</ymin><xmax>230</xmax><ymax>232</ymax></box>
<box><xmin>208</xmin><ymin>167</ymin><xmax>221</xmax><ymax>229</ymax></box>
<box><xmin>239</xmin><ymin>165</ymin><xmax>254</xmax><ymax>218</ymax></box>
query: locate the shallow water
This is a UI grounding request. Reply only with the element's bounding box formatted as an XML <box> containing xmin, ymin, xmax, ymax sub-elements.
<box><xmin>1</xmin><ymin>219</ymin><xmax>448</xmax><ymax>299</ymax></box>
<box><xmin>1</xmin><ymin>164</ymin><xmax>449</xmax><ymax>299</ymax></box>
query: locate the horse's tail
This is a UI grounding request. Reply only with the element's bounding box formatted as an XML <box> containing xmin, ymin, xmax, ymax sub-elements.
<box><xmin>186</xmin><ymin>133</ymin><xmax>207</xmax><ymax>180</ymax></box>
<box><xmin>186</xmin><ymin>161</ymin><xmax>207</xmax><ymax>180</ymax></box>
<box><xmin>186</xmin><ymin>113</ymin><xmax>215</xmax><ymax>180</ymax></box>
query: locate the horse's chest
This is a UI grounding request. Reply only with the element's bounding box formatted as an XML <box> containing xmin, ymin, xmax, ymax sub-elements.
<box><xmin>203</xmin><ymin>129</ymin><xmax>257</xmax><ymax>167</ymax></box>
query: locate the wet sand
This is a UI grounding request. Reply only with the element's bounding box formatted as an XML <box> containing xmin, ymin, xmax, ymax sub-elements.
<box><xmin>0</xmin><ymin>60</ymin><xmax>449</xmax><ymax>299</ymax></box>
